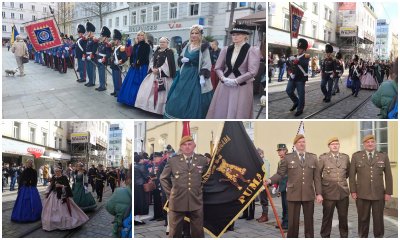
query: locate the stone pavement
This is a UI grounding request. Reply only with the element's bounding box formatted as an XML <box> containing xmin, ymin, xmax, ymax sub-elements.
<box><xmin>268</xmin><ymin>78</ymin><xmax>381</xmax><ymax>119</ymax></box>
<box><xmin>2</xmin><ymin>183</ymin><xmax>124</xmax><ymax>238</ymax></box>
<box><xmin>134</xmin><ymin>196</ymin><xmax>398</xmax><ymax>238</ymax></box>
<box><xmin>2</xmin><ymin>48</ymin><xmax>265</xmax><ymax>119</ymax></box>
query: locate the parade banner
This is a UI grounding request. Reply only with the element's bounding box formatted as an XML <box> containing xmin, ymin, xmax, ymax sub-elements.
<box><xmin>202</xmin><ymin>121</ymin><xmax>265</xmax><ymax>237</ymax></box>
<box><xmin>11</xmin><ymin>25</ymin><xmax>19</xmax><ymax>45</ymax></box>
<box><xmin>290</xmin><ymin>4</ymin><xmax>304</xmax><ymax>38</ymax></box>
<box><xmin>24</xmin><ymin>18</ymin><xmax>62</xmax><ymax>51</ymax></box>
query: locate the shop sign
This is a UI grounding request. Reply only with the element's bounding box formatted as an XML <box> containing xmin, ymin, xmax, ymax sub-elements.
<box><xmin>340</xmin><ymin>27</ymin><xmax>357</xmax><ymax>37</ymax></box>
<box><xmin>71</xmin><ymin>132</ymin><xmax>89</xmax><ymax>143</ymax></box>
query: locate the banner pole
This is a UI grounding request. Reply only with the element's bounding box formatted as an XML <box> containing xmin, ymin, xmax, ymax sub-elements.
<box><xmin>264</xmin><ymin>183</ymin><xmax>285</xmax><ymax>238</ymax></box>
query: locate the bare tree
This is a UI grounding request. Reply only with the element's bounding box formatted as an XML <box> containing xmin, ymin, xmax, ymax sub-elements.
<box><xmin>225</xmin><ymin>2</ymin><xmax>236</xmax><ymax>46</ymax></box>
<box><xmin>81</xmin><ymin>2</ymin><xmax>112</xmax><ymax>28</ymax></box>
<box><xmin>54</xmin><ymin>3</ymin><xmax>74</xmax><ymax>34</ymax></box>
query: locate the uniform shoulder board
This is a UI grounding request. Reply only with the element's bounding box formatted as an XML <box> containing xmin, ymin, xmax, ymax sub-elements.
<box><xmin>120</xmin><ymin>46</ymin><xmax>126</xmax><ymax>52</ymax></box>
<box><xmin>309</xmin><ymin>152</ymin><xmax>317</xmax><ymax>156</ymax></box>
<box><xmin>321</xmin><ymin>152</ymin><xmax>328</xmax><ymax>156</ymax></box>
<box><xmin>304</xmin><ymin>54</ymin><xmax>310</xmax><ymax>58</ymax></box>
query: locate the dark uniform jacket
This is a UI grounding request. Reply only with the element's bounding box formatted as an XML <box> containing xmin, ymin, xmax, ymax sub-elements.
<box><xmin>277</xmin><ymin>160</ymin><xmax>288</xmax><ymax>193</ymax></box>
<box><xmin>349</xmin><ymin>150</ymin><xmax>393</xmax><ymax>200</ymax></box>
<box><xmin>110</xmin><ymin>44</ymin><xmax>128</xmax><ymax>70</ymax></box>
<box><xmin>318</xmin><ymin>152</ymin><xmax>350</xmax><ymax>200</ymax></box>
<box><xmin>322</xmin><ymin>57</ymin><xmax>336</xmax><ymax>78</ymax></box>
<box><xmin>86</xmin><ymin>37</ymin><xmax>99</xmax><ymax>61</ymax></box>
<box><xmin>97</xmin><ymin>41</ymin><xmax>112</xmax><ymax>65</ymax></box>
<box><xmin>291</xmin><ymin>54</ymin><xmax>310</xmax><ymax>82</ymax></box>
<box><xmin>270</xmin><ymin>152</ymin><xmax>322</xmax><ymax>201</ymax></box>
<box><xmin>160</xmin><ymin>153</ymin><xmax>208</xmax><ymax>212</ymax></box>
<box><xmin>73</xmin><ymin>36</ymin><xmax>87</xmax><ymax>59</ymax></box>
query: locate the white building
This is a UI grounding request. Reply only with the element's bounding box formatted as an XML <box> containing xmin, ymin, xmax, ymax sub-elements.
<box><xmin>268</xmin><ymin>2</ymin><xmax>338</xmax><ymax>58</ymax></box>
<box><xmin>107</xmin><ymin>123</ymin><xmax>130</xmax><ymax>168</ymax></box>
<box><xmin>127</xmin><ymin>2</ymin><xmax>266</xmax><ymax>47</ymax></box>
<box><xmin>1</xmin><ymin>2</ymin><xmax>56</xmax><ymax>42</ymax></box>
<box><xmin>2</xmin><ymin>120</ymin><xmax>70</xmax><ymax>170</ymax></box>
<box><xmin>374</xmin><ymin>19</ymin><xmax>392</xmax><ymax>61</ymax></box>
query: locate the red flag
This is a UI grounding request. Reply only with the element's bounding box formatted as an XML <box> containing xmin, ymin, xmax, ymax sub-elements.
<box><xmin>25</xmin><ymin>18</ymin><xmax>62</xmax><ymax>51</ymax></box>
<box><xmin>182</xmin><ymin>121</ymin><xmax>191</xmax><ymax>137</ymax></box>
<box><xmin>290</xmin><ymin>4</ymin><xmax>304</xmax><ymax>38</ymax></box>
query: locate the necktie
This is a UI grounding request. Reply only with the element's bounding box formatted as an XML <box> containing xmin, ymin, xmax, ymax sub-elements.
<box><xmin>299</xmin><ymin>153</ymin><xmax>305</xmax><ymax>164</ymax></box>
<box><xmin>186</xmin><ymin>157</ymin><xmax>192</xmax><ymax>168</ymax></box>
<box><xmin>335</xmin><ymin>155</ymin><xmax>339</xmax><ymax>166</ymax></box>
<box><xmin>368</xmin><ymin>152</ymin><xmax>373</xmax><ymax>164</ymax></box>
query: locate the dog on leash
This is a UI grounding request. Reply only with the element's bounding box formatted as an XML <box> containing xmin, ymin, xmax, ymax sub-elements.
<box><xmin>5</xmin><ymin>69</ymin><xmax>18</xmax><ymax>77</ymax></box>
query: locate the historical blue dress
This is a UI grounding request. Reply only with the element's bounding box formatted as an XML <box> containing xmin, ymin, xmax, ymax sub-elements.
<box><xmin>117</xmin><ymin>40</ymin><xmax>150</xmax><ymax>106</ymax></box>
<box><xmin>11</xmin><ymin>167</ymin><xmax>42</xmax><ymax>222</ymax></box>
<box><xmin>164</xmin><ymin>46</ymin><xmax>213</xmax><ymax>119</ymax></box>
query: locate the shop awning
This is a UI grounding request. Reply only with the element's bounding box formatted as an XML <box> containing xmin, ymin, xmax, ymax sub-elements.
<box><xmin>235</xmin><ymin>10</ymin><xmax>266</xmax><ymax>30</ymax></box>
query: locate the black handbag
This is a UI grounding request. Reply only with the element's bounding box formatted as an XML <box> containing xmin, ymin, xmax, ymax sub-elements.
<box><xmin>22</xmin><ymin>56</ymin><xmax>29</xmax><ymax>64</ymax></box>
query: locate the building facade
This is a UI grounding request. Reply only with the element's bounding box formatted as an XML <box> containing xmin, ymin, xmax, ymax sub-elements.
<box><xmin>2</xmin><ymin>120</ymin><xmax>70</xmax><ymax>170</ymax></box>
<box><xmin>107</xmin><ymin>123</ymin><xmax>127</xmax><ymax>168</ymax></box>
<box><xmin>134</xmin><ymin>121</ymin><xmax>146</xmax><ymax>153</ymax></box>
<box><xmin>2</xmin><ymin>2</ymin><xmax>56</xmax><ymax>42</ymax></box>
<box><xmin>391</xmin><ymin>33</ymin><xmax>398</xmax><ymax>61</ymax></box>
<box><xmin>268</xmin><ymin>2</ymin><xmax>338</xmax><ymax>59</ymax></box>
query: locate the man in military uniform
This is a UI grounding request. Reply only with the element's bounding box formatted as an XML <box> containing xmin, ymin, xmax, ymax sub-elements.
<box><xmin>107</xmin><ymin>167</ymin><xmax>117</xmax><ymax>193</ymax></box>
<box><xmin>275</xmin><ymin>143</ymin><xmax>288</xmax><ymax>230</ymax></box>
<box><xmin>268</xmin><ymin>134</ymin><xmax>322</xmax><ymax>238</ymax></box>
<box><xmin>88</xmin><ymin>164</ymin><xmax>98</xmax><ymax>192</ymax></box>
<box><xmin>321</xmin><ymin>44</ymin><xmax>336</xmax><ymax>102</ymax></box>
<box><xmin>160</xmin><ymin>136</ymin><xmax>208</xmax><ymax>238</ymax></box>
<box><xmin>72</xmin><ymin>24</ymin><xmax>87</xmax><ymax>83</ymax></box>
<box><xmin>95</xmin><ymin>164</ymin><xmax>107</xmax><ymax>202</ymax></box>
<box><xmin>332</xmin><ymin>52</ymin><xmax>344</xmax><ymax>96</ymax></box>
<box><xmin>96</xmin><ymin>26</ymin><xmax>112</xmax><ymax>91</ymax></box>
<box><xmin>318</xmin><ymin>137</ymin><xmax>350</xmax><ymax>237</ymax></box>
<box><xmin>349</xmin><ymin>55</ymin><xmax>362</xmax><ymax>97</ymax></box>
<box><xmin>110</xmin><ymin>29</ymin><xmax>128</xmax><ymax>97</ymax></box>
<box><xmin>349</xmin><ymin>135</ymin><xmax>393</xmax><ymax>237</ymax></box>
<box><xmin>286</xmin><ymin>38</ymin><xmax>310</xmax><ymax>116</ymax></box>
<box><xmin>85</xmin><ymin>21</ymin><xmax>98</xmax><ymax>87</ymax></box>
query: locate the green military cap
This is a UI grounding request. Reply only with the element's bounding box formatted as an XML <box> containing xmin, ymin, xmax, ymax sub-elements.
<box><xmin>276</xmin><ymin>144</ymin><xmax>287</xmax><ymax>151</ymax></box>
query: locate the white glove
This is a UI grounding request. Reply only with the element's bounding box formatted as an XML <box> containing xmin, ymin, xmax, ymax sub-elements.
<box><xmin>181</xmin><ymin>57</ymin><xmax>189</xmax><ymax>63</ymax></box>
<box><xmin>224</xmin><ymin>78</ymin><xmax>238</xmax><ymax>87</ymax></box>
<box><xmin>86</xmin><ymin>56</ymin><xmax>91</xmax><ymax>61</ymax></box>
<box><xmin>84</xmin><ymin>186</ymin><xmax>88</xmax><ymax>194</ymax></box>
<box><xmin>98</xmin><ymin>59</ymin><xmax>102</xmax><ymax>63</ymax></box>
<box><xmin>289</xmin><ymin>56</ymin><xmax>296</xmax><ymax>61</ymax></box>
<box><xmin>260</xmin><ymin>95</ymin><xmax>266</xmax><ymax>106</ymax></box>
<box><xmin>272</xmin><ymin>187</ymin><xmax>277</xmax><ymax>195</ymax></box>
<box><xmin>200</xmin><ymin>75</ymin><xmax>205</xmax><ymax>86</ymax></box>
<box><xmin>62</xmin><ymin>55</ymin><xmax>64</xmax><ymax>59</ymax></box>
<box><xmin>82</xmin><ymin>57</ymin><xmax>85</xmax><ymax>61</ymax></box>
<box><xmin>290</xmin><ymin>73</ymin><xmax>295</xmax><ymax>79</ymax></box>
<box><xmin>330</xmin><ymin>74</ymin><xmax>334</xmax><ymax>78</ymax></box>
<box><xmin>65</xmin><ymin>47</ymin><xmax>69</xmax><ymax>51</ymax></box>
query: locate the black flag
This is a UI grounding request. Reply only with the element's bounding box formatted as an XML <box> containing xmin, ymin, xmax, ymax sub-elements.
<box><xmin>202</xmin><ymin>121</ymin><xmax>265</xmax><ymax>237</ymax></box>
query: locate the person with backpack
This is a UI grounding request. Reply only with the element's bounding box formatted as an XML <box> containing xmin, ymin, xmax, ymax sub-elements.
<box><xmin>106</xmin><ymin>164</ymin><xmax>132</xmax><ymax>237</ymax></box>
<box><xmin>372</xmin><ymin>58</ymin><xmax>398</xmax><ymax>119</ymax></box>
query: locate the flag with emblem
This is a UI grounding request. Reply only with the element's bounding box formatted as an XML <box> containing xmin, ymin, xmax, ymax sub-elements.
<box><xmin>202</xmin><ymin>121</ymin><xmax>265</xmax><ymax>237</ymax></box>
<box><xmin>290</xmin><ymin>4</ymin><xmax>304</xmax><ymax>38</ymax></box>
<box><xmin>11</xmin><ymin>25</ymin><xmax>19</xmax><ymax>45</ymax></box>
<box><xmin>24</xmin><ymin>18</ymin><xmax>62</xmax><ymax>51</ymax></box>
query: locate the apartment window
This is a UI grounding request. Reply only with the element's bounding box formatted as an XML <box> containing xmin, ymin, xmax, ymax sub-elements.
<box><xmin>20</xmin><ymin>27</ymin><xmax>24</xmax><ymax>33</ymax></box>
<box><xmin>302</xmin><ymin>2</ymin><xmax>307</xmax><ymax>10</ymax></box>
<box><xmin>123</xmin><ymin>15</ymin><xmax>127</xmax><ymax>26</ymax></box>
<box><xmin>115</xmin><ymin>17</ymin><xmax>119</xmax><ymax>27</ymax></box>
<box><xmin>131</xmin><ymin>11</ymin><xmax>137</xmax><ymax>25</ymax></box>
<box><xmin>360</xmin><ymin>122</ymin><xmax>388</xmax><ymax>153</ymax></box>
<box><xmin>234</xmin><ymin>2</ymin><xmax>247</xmax><ymax>8</ymax></box>
<box><xmin>153</xmin><ymin>5</ymin><xmax>160</xmax><ymax>22</ymax></box>
<box><xmin>324</xmin><ymin>29</ymin><xmax>327</xmax><ymax>41</ymax></box>
<box><xmin>120</xmin><ymin>2</ymin><xmax>123</xmax><ymax>6</ymax></box>
<box><xmin>11</xmin><ymin>13</ymin><xmax>14</xmax><ymax>19</ymax></box>
<box><xmin>312</xmin><ymin>3</ymin><xmax>318</xmax><ymax>14</ymax></box>
<box><xmin>109</xmin><ymin>19</ymin><xmax>112</xmax><ymax>28</ymax></box>
<box><xmin>328</xmin><ymin>31</ymin><xmax>331</xmax><ymax>42</ymax></box>
<box><xmin>32</xmin><ymin>15</ymin><xmax>36</xmax><ymax>21</ymax></box>
<box><xmin>189</xmin><ymin>3</ymin><xmax>199</xmax><ymax>16</ymax></box>
<box><xmin>19</xmin><ymin>3</ymin><xmax>23</xmax><ymax>9</ymax></box>
<box><xmin>113</xmin><ymin>3</ymin><xmax>117</xmax><ymax>9</ymax></box>
<box><xmin>140</xmin><ymin>9</ymin><xmax>147</xmax><ymax>24</ymax></box>
<box><xmin>43</xmin><ymin>7</ymin><xmax>46</xmax><ymax>13</ymax></box>
<box><xmin>2</xmin><ymin>12</ymin><xmax>5</xmax><ymax>19</ymax></box>
<box><xmin>20</xmin><ymin>14</ymin><xmax>23</xmax><ymax>20</ymax></box>
<box><xmin>13</xmin><ymin>122</ymin><xmax>21</xmax><ymax>139</ymax></box>
<box><xmin>312</xmin><ymin>24</ymin><xmax>317</xmax><ymax>38</ymax></box>
<box><xmin>59</xmin><ymin>138</ymin><xmax>62</xmax><ymax>149</ymax></box>
<box><xmin>2</xmin><ymin>25</ymin><xmax>6</xmax><ymax>32</ymax></box>
<box><xmin>169</xmin><ymin>3</ymin><xmax>178</xmax><ymax>19</ymax></box>
<box><xmin>328</xmin><ymin>10</ymin><xmax>332</xmax><ymax>21</ymax></box>
<box><xmin>299</xmin><ymin>20</ymin><xmax>305</xmax><ymax>35</ymax></box>
<box><xmin>283</xmin><ymin>14</ymin><xmax>290</xmax><ymax>31</ymax></box>
<box><xmin>54</xmin><ymin>137</ymin><xmax>57</xmax><ymax>148</ymax></box>
<box><xmin>2</xmin><ymin>2</ymin><xmax>5</xmax><ymax>7</ymax></box>
<box><xmin>324</xmin><ymin>7</ymin><xmax>328</xmax><ymax>20</ymax></box>
<box><xmin>10</xmin><ymin>2</ymin><xmax>14</xmax><ymax>8</ymax></box>
<box><xmin>30</xmin><ymin>128</ymin><xmax>36</xmax><ymax>143</ymax></box>
<box><xmin>42</xmin><ymin>132</ymin><xmax>48</xmax><ymax>145</ymax></box>
<box><xmin>32</xmin><ymin>5</ymin><xmax>35</xmax><ymax>11</ymax></box>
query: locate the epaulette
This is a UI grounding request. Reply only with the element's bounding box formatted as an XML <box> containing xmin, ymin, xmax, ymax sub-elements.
<box><xmin>93</xmin><ymin>37</ymin><xmax>98</xmax><ymax>43</ymax></box>
<box><xmin>106</xmin><ymin>42</ymin><xmax>112</xmax><ymax>48</ymax></box>
<box><xmin>304</xmin><ymin>54</ymin><xmax>310</xmax><ymax>59</ymax></box>
<box><xmin>309</xmin><ymin>152</ymin><xmax>317</xmax><ymax>156</ymax></box>
<box><xmin>120</xmin><ymin>46</ymin><xmax>125</xmax><ymax>52</ymax></box>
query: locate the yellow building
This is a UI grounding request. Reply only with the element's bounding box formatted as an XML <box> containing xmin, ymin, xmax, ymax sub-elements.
<box><xmin>144</xmin><ymin>121</ymin><xmax>398</xmax><ymax>205</ymax></box>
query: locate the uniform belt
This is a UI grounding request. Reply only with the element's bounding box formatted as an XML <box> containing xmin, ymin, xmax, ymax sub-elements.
<box><xmin>323</xmin><ymin>178</ymin><xmax>347</xmax><ymax>182</ymax></box>
<box><xmin>324</xmin><ymin>71</ymin><xmax>333</xmax><ymax>73</ymax></box>
<box><xmin>335</xmin><ymin>70</ymin><xmax>342</xmax><ymax>72</ymax></box>
<box><xmin>98</xmin><ymin>53</ymin><xmax>106</xmax><ymax>57</ymax></box>
<box><xmin>86</xmin><ymin>52</ymin><xmax>92</xmax><ymax>54</ymax></box>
